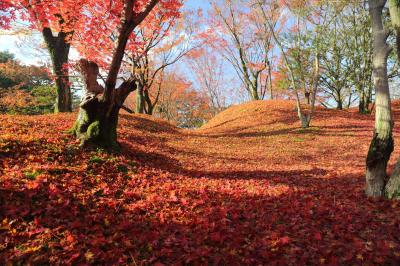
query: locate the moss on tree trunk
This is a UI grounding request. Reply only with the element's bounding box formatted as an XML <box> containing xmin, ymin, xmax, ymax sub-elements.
<box><xmin>71</xmin><ymin>101</ymin><xmax>120</xmax><ymax>150</ymax></box>
<box><xmin>71</xmin><ymin>59</ymin><xmax>136</xmax><ymax>150</ymax></box>
<box><xmin>366</xmin><ymin>134</ymin><xmax>394</xmax><ymax>197</ymax></box>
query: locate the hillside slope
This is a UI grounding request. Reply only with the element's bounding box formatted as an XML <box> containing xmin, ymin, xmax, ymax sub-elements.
<box><xmin>1</xmin><ymin>100</ymin><xmax>400</xmax><ymax>265</ymax></box>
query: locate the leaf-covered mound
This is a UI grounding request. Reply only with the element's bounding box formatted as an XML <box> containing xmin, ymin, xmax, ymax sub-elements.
<box><xmin>1</xmin><ymin>100</ymin><xmax>400</xmax><ymax>265</ymax></box>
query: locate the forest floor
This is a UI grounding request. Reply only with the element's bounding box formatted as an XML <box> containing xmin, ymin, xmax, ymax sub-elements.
<box><xmin>1</xmin><ymin>100</ymin><xmax>400</xmax><ymax>265</ymax></box>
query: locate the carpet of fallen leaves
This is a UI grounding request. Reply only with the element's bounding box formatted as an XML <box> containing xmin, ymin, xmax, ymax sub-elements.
<box><xmin>1</xmin><ymin>100</ymin><xmax>400</xmax><ymax>265</ymax></box>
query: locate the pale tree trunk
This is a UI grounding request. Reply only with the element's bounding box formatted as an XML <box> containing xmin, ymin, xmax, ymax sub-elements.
<box><xmin>264</xmin><ymin>15</ymin><xmax>308</xmax><ymax>128</ymax></box>
<box><xmin>389</xmin><ymin>0</ymin><xmax>400</xmax><ymax>61</ymax></box>
<box><xmin>384</xmin><ymin>0</ymin><xmax>400</xmax><ymax>199</ymax></box>
<box><xmin>386</xmin><ymin>159</ymin><xmax>400</xmax><ymax>199</ymax></box>
<box><xmin>366</xmin><ymin>0</ymin><xmax>394</xmax><ymax>198</ymax></box>
<box><xmin>42</xmin><ymin>28</ymin><xmax>72</xmax><ymax>113</ymax></box>
<box><xmin>71</xmin><ymin>59</ymin><xmax>136</xmax><ymax>149</ymax></box>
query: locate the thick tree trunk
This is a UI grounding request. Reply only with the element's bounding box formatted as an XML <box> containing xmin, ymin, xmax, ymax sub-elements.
<box><xmin>366</xmin><ymin>0</ymin><xmax>394</xmax><ymax>198</ymax></box>
<box><xmin>71</xmin><ymin>59</ymin><xmax>136</xmax><ymax>149</ymax></box>
<box><xmin>42</xmin><ymin>29</ymin><xmax>72</xmax><ymax>113</ymax></box>
<box><xmin>366</xmin><ymin>134</ymin><xmax>394</xmax><ymax>196</ymax></box>
<box><xmin>73</xmin><ymin>101</ymin><xmax>120</xmax><ymax>149</ymax></box>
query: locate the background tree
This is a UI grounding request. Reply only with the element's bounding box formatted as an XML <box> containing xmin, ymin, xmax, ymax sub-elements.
<box><xmin>210</xmin><ymin>0</ymin><xmax>278</xmax><ymax>101</ymax></box>
<box><xmin>71</xmin><ymin>0</ymin><xmax>182</xmax><ymax>149</ymax></box>
<box><xmin>187</xmin><ymin>48</ymin><xmax>227</xmax><ymax>115</ymax></box>
<box><xmin>256</xmin><ymin>0</ymin><xmax>330</xmax><ymax>128</ymax></box>
<box><xmin>155</xmin><ymin>71</ymin><xmax>212</xmax><ymax>127</ymax></box>
<box><xmin>6</xmin><ymin>0</ymin><xmax>92</xmax><ymax>113</ymax></box>
<box><xmin>0</xmin><ymin>51</ymin><xmax>57</xmax><ymax>114</ymax></box>
<box><xmin>126</xmin><ymin>10</ymin><xmax>199</xmax><ymax>115</ymax></box>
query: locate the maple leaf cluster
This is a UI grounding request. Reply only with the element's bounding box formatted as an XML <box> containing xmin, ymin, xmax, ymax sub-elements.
<box><xmin>0</xmin><ymin>0</ymin><xmax>15</xmax><ymax>30</ymax></box>
<box><xmin>4</xmin><ymin>0</ymin><xmax>183</xmax><ymax>69</ymax></box>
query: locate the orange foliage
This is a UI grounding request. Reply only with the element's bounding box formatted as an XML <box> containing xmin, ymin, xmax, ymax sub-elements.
<box><xmin>0</xmin><ymin>86</ymin><xmax>34</xmax><ymax>108</ymax></box>
<box><xmin>1</xmin><ymin>100</ymin><xmax>400</xmax><ymax>264</ymax></box>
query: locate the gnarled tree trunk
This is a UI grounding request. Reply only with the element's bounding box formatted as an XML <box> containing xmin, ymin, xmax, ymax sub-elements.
<box><xmin>70</xmin><ymin>0</ymin><xmax>160</xmax><ymax>149</ymax></box>
<box><xmin>71</xmin><ymin>59</ymin><xmax>136</xmax><ymax>149</ymax></box>
<box><xmin>366</xmin><ymin>0</ymin><xmax>394</xmax><ymax>198</ymax></box>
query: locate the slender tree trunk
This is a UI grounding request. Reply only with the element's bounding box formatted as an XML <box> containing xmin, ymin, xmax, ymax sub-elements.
<box><xmin>261</xmin><ymin>7</ymin><xmax>319</xmax><ymax>129</ymax></box>
<box><xmin>268</xmin><ymin>62</ymin><xmax>273</xmax><ymax>100</ymax></box>
<box><xmin>360</xmin><ymin>93</ymin><xmax>372</xmax><ymax>114</ymax></box>
<box><xmin>359</xmin><ymin>89</ymin><xmax>367</xmax><ymax>114</ymax></box>
<box><xmin>384</xmin><ymin>0</ymin><xmax>400</xmax><ymax>200</ymax></box>
<box><xmin>251</xmin><ymin>86</ymin><xmax>260</xmax><ymax>101</ymax></box>
<box><xmin>143</xmin><ymin>89</ymin><xmax>154</xmax><ymax>115</ymax></box>
<box><xmin>347</xmin><ymin>89</ymin><xmax>353</xmax><ymax>109</ymax></box>
<box><xmin>389</xmin><ymin>0</ymin><xmax>400</xmax><ymax>61</ymax></box>
<box><xmin>366</xmin><ymin>0</ymin><xmax>394</xmax><ymax>198</ymax></box>
<box><xmin>305</xmin><ymin>91</ymin><xmax>310</xmax><ymax>105</ymax></box>
<box><xmin>42</xmin><ymin>29</ymin><xmax>72</xmax><ymax>113</ymax></box>
<box><xmin>337</xmin><ymin>97</ymin><xmax>343</xmax><ymax>110</ymax></box>
<box><xmin>136</xmin><ymin>84</ymin><xmax>145</xmax><ymax>114</ymax></box>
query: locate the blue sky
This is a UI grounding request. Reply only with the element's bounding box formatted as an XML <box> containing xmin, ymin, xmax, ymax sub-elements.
<box><xmin>185</xmin><ymin>0</ymin><xmax>210</xmax><ymax>10</ymax></box>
